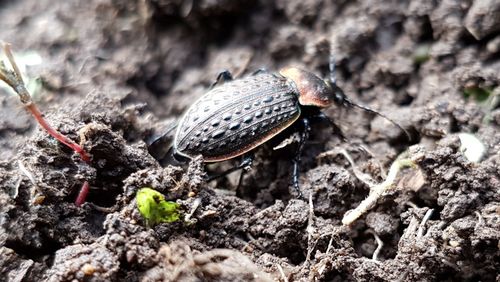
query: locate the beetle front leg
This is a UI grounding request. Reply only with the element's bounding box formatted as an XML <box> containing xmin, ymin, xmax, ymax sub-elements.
<box><xmin>211</xmin><ymin>70</ymin><xmax>233</xmax><ymax>88</ymax></box>
<box><xmin>147</xmin><ymin>122</ymin><xmax>179</xmax><ymax>163</ymax></box>
<box><xmin>291</xmin><ymin>117</ymin><xmax>311</xmax><ymax>198</ymax></box>
<box><xmin>251</xmin><ymin>68</ymin><xmax>268</xmax><ymax>75</ymax></box>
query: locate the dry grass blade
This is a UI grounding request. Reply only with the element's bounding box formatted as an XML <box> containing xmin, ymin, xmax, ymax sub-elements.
<box><xmin>3</xmin><ymin>43</ymin><xmax>24</xmax><ymax>84</ymax></box>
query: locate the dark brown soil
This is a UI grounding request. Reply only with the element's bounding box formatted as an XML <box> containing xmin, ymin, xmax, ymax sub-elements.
<box><xmin>1</xmin><ymin>0</ymin><xmax>499</xmax><ymax>281</ymax></box>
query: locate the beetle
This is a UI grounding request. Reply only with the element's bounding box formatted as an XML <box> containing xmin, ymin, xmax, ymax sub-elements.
<box><xmin>165</xmin><ymin>56</ymin><xmax>408</xmax><ymax>195</ymax></box>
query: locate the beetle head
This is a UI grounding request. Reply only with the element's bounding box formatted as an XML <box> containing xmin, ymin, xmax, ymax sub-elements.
<box><xmin>280</xmin><ymin>67</ymin><xmax>336</xmax><ymax>108</ymax></box>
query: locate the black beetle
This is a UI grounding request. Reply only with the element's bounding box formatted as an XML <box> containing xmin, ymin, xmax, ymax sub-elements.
<box><xmin>166</xmin><ymin>56</ymin><xmax>408</xmax><ymax>194</ymax></box>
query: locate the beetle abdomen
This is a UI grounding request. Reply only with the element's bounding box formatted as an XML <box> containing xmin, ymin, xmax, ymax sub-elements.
<box><xmin>174</xmin><ymin>72</ymin><xmax>301</xmax><ymax>161</ymax></box>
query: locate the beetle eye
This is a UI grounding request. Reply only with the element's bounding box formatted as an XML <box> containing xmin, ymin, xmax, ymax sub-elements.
<box><xmin>335</xmin><ymin>92</ymin><xmax>343</xmax><ymax>102</ymax></box>
<box><xmin>330</xmin><ymin>84</ymin><xmax>346</xmax><ymax>105</ymax></box>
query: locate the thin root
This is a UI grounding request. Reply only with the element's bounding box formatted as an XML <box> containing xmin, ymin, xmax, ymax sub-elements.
<box><xmin>305</xmin><ymin>193</ymin><xmax>316</xmax><ymax>263</ymax></box>
<box><xmin>417</xmin><ymin>208</ymin><xmax>434</xmax><ymax>238</ymax></box>
<box><xmin>358</xmin><ymin>144</ymin><xmax>387</xmax><ymax>178</ymax></box>
<box><xmin>342</xmin><ymin>152</ymin><xmax>416</xmax><ymax>226</ymax></box>
<box><xmin>475</xmin><ymin>211</ymin><xmax>484</xmax><ymax>227</ymax></box>
<box><xmin>18</xmin><ymin>161</ymin><xmax>36</xmax><ymax>186</ymax></box>
<box><xmin>11</xmin><ymin>177</ymin><xmax>22</xmax><ymax>199</ymax></box>
<box><xmin>18</xmin><ymin>161</ymin><xmax>41</xmax><ymax>202</ymax></box>
<box><xmin>366</xmin><ymin>230</ymin><xmax>384</xmax><ymax>261</ymax></box>
<box><xmin>88</xmin><ymin>203</ymin><xmax>117</xmax><ymax>213</ymax></box>
<box><xmin>185</xmin><ymin>197</ymin><xmax>202</xmax><ymax>222</ymax></box>
<box><xmin>276</xmin><ymin>263</ymin><xmax>288</xmax><ymax>282</ymax></box>
<box><xmin>325</xmin><ymin>233</ymin><xmax>334</xmax><ymax>255</ymax></box>
<box><xmin>338</xmin><ymin>148</ymin><xmax>378</xmax><ymax>187</ymax></box>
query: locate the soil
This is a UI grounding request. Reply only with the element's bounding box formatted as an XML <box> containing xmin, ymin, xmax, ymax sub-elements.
<box><xmin>0</xmin><ymin>0</ymin><xmax>499</xmax><ymax>281</ymax></box>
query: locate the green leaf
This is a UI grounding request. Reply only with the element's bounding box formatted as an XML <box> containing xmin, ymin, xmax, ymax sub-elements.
<box><xmin>136</xmin><ymin>187</ymin><xmax>181</xmax><ymax>226</ymax></box>
<box><xmin>463</xmin><ymin>87</ymin><xmax>492</xmax><ymax>103</ymax></box>
<box><xmin>413</xmin><ymin>43</ymin><xmax>431</xmax><ymax>64</ymax></box>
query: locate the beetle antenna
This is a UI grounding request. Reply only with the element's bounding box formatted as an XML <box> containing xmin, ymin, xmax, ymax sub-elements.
<box><xmin>342</xmin><ymin>97</ymin><xmax>412</xmax><ymax>141</ymax></box>
<box><xmin>329</xmin><ymin>53</ymin><xmax>337</xmax><ymax>85</ymax></box>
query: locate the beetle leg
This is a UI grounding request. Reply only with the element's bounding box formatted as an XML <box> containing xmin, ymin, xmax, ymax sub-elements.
<box><xmin>207</xmin><ymin>154</ymin><xmax>254</xmax><ymax>182</ymax></box>
<box><xmin>211</xmin><ymin>70</ymin><xmax>233</xmax><ymax>88</ymax></box>
<box><xmin>236</xmin><ymin>155</ymin><xmax>254</xmax><ymax>190</ymax></box>
<box><xmin>310</xmin><ymin>112</ymin><xmax>347</xmax><ymax>142</ymax></box>
<box><xmin>147</xmin><ymin>122</ymin><xmax>179</xmax><ymax>162</ymax></box>
<box><xmin>251</xmin><ymin>68</ymin><xmax>268</xmax><ymax>75</ymax></box>
<box><xmin>291</xmin><ymin>117</ymin><xmax>311</xmax><ymax>198</ymax></box>
<box><xmin>147</xmin><ymin>122</ymin><xmax>177</xmax><ymax>146</ymax></box>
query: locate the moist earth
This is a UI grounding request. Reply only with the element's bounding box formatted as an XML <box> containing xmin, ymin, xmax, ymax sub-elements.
<box><xmin>0</xmin><ymin>0</ymin><xmax>499</xmax><ymax>281</ymax></box>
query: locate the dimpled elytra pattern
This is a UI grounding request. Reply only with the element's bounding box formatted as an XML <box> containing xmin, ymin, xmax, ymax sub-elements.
<box><xmin>174</xmin><ymin>72</ymin><xmax>300</xmax><ymax>161</ymax></box>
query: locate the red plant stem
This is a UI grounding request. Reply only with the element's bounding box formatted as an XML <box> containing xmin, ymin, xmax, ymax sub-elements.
<box><xmin>75</xmin><ymin>181</ymin><xmax>90</xmax><ymax>207</ymax></box>
<box><xmin>26</xmin><ymin>103</ymin><xmax>91</xmax><ymax>163</ymax></box>
<box><xmin>28</xmin><ymin>102</ymin><xmax>92</xmax><ymax>206</ymax></box>
<box><xmin>2</xmin><ymin>43</ymin><xmax>93</xmax><ymax>207</ymax></box>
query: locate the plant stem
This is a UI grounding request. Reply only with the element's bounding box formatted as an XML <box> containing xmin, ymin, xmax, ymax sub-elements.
<box><xmin>75</xmin><ymin>181</ymin><xmax>90</xmax><ymax>207</ymax></box>
<box><xmin>26</xmin><ymin>103</ymin><xmax>91</xmax><ymax>162</ymax></box>
<box><xmin>0</xmin><ymin>42</ymin><xmax>91</xmax><ymax>163</ymax></box>
<box><xmin>1</xmin><ymin>42</ymin><xmax>93</xmax><ymax>206</ymax></box>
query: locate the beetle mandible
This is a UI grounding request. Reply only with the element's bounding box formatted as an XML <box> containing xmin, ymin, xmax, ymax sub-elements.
<box><xmin>170</xmin><ymin>55</ymin><xmax>408</xmax><ymax>195</ymax></box>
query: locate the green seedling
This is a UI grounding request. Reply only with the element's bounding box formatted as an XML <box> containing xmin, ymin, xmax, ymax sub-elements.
<box><xmin>463</xmin><ymin>86</ymin><xmax>492</xmax><ymax>103</ymax></box>
<box><xmin>463</xmin><ymin>86</ymin><xmax>499</xmax><ymax>124</ymax></box>
<box><xmin>413</xmin><ymin>43</ymin><xmax>431</xmax><ymax>64</ymax></box>
<box><xmin>136</xmin><ymin>187</ymin><xmax>182</xmax><ymax>226</ymax></box>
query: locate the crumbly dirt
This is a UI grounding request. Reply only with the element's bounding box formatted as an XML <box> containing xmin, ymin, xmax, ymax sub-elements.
<box><xmin>0</xmin><ymin>0</ymin><xmax>499</xmax><ymax>281</ymax></box>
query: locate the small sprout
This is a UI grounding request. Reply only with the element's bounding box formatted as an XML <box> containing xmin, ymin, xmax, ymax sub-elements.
<box><xmin>0</xmin><ymin>42</ymin><xmax>91</xmax><ymax>163</ymax></box>
<box><xmin>1</xmin><ymin>42</ymin><xmax>93</xmax><ymax>206</ymax></box>
<box><xmin>458</xmin><ymin>133</ymin><xmax>486</xmax><ymax>163</ymax></box>
<box><xmin>480</xmin><ymin>87</ymin><xmax>500</xmax><ymax>124</ymax></box>
<box><xmin>413</xmin><ymin>43</ymin><xmax>431</xmax><ymax>64</ymax></box>
<box><xmin>0</xmin><ymin>50</ymin><xmax>43</xmax><ymax>97</ymax></box>
<box><xmin>136</xmin><ymin>188</ymin><xmax>182</xmax><ymax>226</ymax></box>
<box><xmin>463</xmin><ymin>86</ymin><xmax>492</xmax><ymax>103</ymax></box>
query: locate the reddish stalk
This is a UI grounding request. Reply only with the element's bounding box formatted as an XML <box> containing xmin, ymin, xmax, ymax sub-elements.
<box><xmin>1</xmin><ymin>43</ymin><xmax>91</xmax><ymax>163</ymax></box>
<box><xmin>26</xmin><ymin>103</ymin><xmax>91</xmax><ymax>162</ymax></box>
<box><xmin>75</xmin><ymin>181</ymin><xmax>90</xmax><ymax>207</ymax></box>
<box><xmin>1</xmin><ymin>42</ymin><xmax>92</xmax><ymax>205</ymax></box>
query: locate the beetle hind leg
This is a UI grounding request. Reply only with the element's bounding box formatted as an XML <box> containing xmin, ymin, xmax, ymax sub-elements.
<box><xmin>206</xmin><ymin>154</ymin><xmax>254</xmax><ymax>182</ymax></box>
